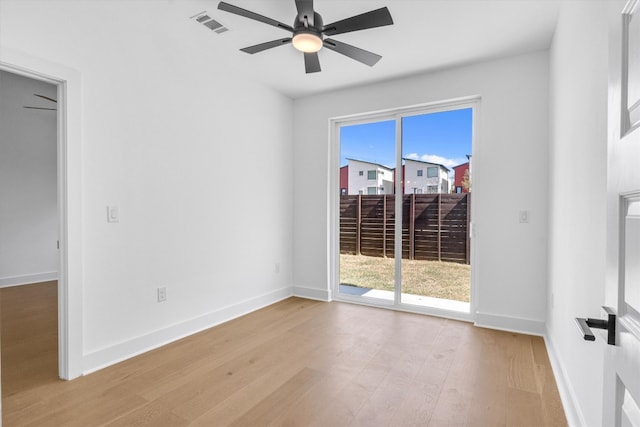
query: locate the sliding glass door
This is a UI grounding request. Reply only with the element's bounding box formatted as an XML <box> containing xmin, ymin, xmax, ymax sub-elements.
<box><xmin>334</xmin><ymin>100</ymin><xmax>476</xmax><ymax>317</ymax></box>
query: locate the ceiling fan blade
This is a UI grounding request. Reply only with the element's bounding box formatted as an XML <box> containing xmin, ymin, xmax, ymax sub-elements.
<box><xmin>323</xmin><ymin>39</ymin><xmax>382</xmax><ymax>67</ymax></box>
<box><xmin>34</xmin><ymin>94</ymin><xmax>57</xmax><ymax>103</ymax></box>
<box><xmin>304</xmin><ymin>52</ymin><xmax>321</xmax><ymax>73</ymax></box>
<box><xmin>322</xmin><ymin>7</ymin><xmax>393</xmax><ymax>36</ymax></box>
<box><xmin>218</xmin><ymin>2</ymin><xmax>293</xmax><ymax>32</ymax></box>
<box><xmin>295</xmin><ymin>0</ymin><xmax>314</xmax><ymax>27</ymax></box>
<box><xmin>241</xmin><ymin>38</ymin><xmax>292</xmax><ymax>54</ymax></box>
<box><xmin>24</xmin><ymin>106</ymin><xmax>56</xmax><ymax>110</ymax></box>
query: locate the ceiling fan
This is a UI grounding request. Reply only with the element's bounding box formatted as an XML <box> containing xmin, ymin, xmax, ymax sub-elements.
<box><xmin>217</xmin><ymin>0</ymin><xmax>393</xmax><ymax>73</ymax></box>
<box><xmin>24</xmin><ymin>94</ymin><xmax>57</xmax><ymax>111</ymax></box>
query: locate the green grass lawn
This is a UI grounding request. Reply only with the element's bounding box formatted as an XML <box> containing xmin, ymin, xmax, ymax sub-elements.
<box><xmin>339</xmin><ymin>254</ymin><xmax>471</xmax><ymax>302</ymax></box>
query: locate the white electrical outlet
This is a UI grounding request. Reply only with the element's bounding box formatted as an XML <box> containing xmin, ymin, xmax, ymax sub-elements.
<box><xmin>519</xmin><ymin>210</ymin><xmax>529</xmax><ymax>223</ymax></box>
<box><xmin>157</xmin><ymin>287</ymin><xmax>167</xmax><ymax>302</ymax></box>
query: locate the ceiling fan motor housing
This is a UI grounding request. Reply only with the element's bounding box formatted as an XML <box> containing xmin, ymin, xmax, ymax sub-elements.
<box><xmin>294</xmin><ymin>12</ymin><xmax>322</xmax><ymax>38</ymax></box>
<box><xmin>292</xmin><ymin>12</ymin><xmax>323</xmax><ymax>53</ymax></box>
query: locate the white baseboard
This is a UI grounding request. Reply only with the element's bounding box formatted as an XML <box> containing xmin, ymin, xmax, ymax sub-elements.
<box><xmin>543</xmin><ymin>333</ymin><xmax>585</xmax><ymax>427</ymax></box>
<box><xmin>82</xmin><ymin>286</ymin><xmax>293</xmax><ymax>375</ymax></box>
<box><xmin>474</xmin><ymin>311</ymin><xmax>546</xmax><ymax>336</ymax></box>
<box><xmin>0</xmin><ymin>271</ymin><xmax>58</xmax><ymax>288</ymax></box>
<box><xmin>292</xmin><ymin>285</ymin><xmax>331</xmax><ymax>301</ymax></box>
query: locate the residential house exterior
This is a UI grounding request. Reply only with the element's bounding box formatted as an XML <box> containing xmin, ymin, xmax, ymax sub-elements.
<box><xmin>345</xmin><ymin>159</ymin><xmax>394</xmax><ymax>195</ymax></box>
<box><xmin>340</xmin><ymin>165</ymin><xmax>349</xmax><ymax>195</ymax></box>
<box><xmin>403</xmin><ymin>158</ymin><xmax>450</xmax><ymax>194</ymax></box>
<box><xmin>453</xmin><ymin>155</ymin><xmax>472</xmax><ymax>193</ymax></box>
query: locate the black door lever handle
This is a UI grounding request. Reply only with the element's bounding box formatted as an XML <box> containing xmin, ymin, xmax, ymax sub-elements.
<box><xmin>575</xmin><ymin>306</ymin><xmax>616</xmax><ymax>345</ymax></box>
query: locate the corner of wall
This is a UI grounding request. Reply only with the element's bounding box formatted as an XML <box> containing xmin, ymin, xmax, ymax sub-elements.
<box><xmin>0</xmin><ymin>272</ymin><xmax>58</xmax><ymax>288</ymax></box>
<box><xmin>292</xmin><ymin>285</ymin><xmax>331</xmax><ymax>302</ymax></box>
<box><xmin>474</xmin><ymin>311</ymin><xmax>546</xmax><ymax>336</ymax></box>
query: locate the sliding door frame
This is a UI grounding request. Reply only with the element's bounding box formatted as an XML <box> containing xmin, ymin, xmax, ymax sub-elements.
<box><xmin>329</xmin><ymin>96</ymin><xmax>480</xmax><ymax>322</ymax></box>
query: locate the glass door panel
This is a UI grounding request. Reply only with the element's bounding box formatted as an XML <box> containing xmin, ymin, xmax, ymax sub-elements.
<box><xmin>338</xmin><ymin>120</ymin><xmax>396</xmax><ymax>302</ymax></box>
<box><xmin>400</xmin><ymin>109</ymin><xmax>472</xmax><ymax>312</ymax></box>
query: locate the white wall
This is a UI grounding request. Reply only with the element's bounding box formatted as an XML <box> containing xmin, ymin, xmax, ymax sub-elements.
<box><xmin>0</xmin><ymin>71</ymin><xmax>58</xmax><ymax>287</ymax></box>
<box><xmin>0</xmin><ymin>0</ymin><xmax>294</xmax><ymax>373</ymax></box>
<box><xmin>293</xmin><ymin>51</ymin><xmax>550</xmax><ymax>330</ymax></box>
<box><xmin>547</xmin><ymin>1</ymin><xmax>609</xmax><ymax>425</ymax></box>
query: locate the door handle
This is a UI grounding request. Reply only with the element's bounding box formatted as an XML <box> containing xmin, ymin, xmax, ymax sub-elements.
<box><xmin>575</xmin><ymin>306</ymin><xmax>616</xmax><ymax>345</ymax></box>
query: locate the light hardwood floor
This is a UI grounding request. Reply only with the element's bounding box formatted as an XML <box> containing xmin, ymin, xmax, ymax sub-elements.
<box><xmin>1</xmin><ymin>282</ymin><xmax>566</xmax><ymax>426</ymax></box>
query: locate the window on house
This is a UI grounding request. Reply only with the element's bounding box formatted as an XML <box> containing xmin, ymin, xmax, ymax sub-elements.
<box><xmin>427</xmin><ymin>185</ymin><xmax>438</xmax><ymax>193</ymax></box>
<box><xmin>367</xmin><ymin>170</ymin><xmax>377</xmax><ymax>180</ymax></box>
<box><xmin>413</xmin><ymin>188</ymin><xmax>422</xmax><ymax>194</ymax></box>
<box><xmin>427</xmin><ymin>167</ymin><xmax>438</xmax><ymax>178</ymax></box>
<box><xmin>417</xmin><ymin>170</ymin><xmax>423</xmax><ymax>177</ymax></box>
<box><xmin>359</xmin><ymin>171</ymin><xmax>364</xmax><ymax>176</ymax></box>
<box><xmin>358</xmin><ymin>190</ymin><xmax>363</xmax><ymax>195</ymax></box>
<box><xmin>441</xmin><ymin>179</ymin><xmax>449</xmax><ymax>193</ymax></box>
<box><xmin>367</xmin><ymin>187</ymin><xmax>378</xmax><ymax>195</ymax></box>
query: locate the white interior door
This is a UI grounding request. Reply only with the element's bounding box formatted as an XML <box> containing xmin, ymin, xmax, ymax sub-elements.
<box><xmin>604</xmin><ymin>1</ymin><xmax>640</xmax><ymax>425</ymax></box>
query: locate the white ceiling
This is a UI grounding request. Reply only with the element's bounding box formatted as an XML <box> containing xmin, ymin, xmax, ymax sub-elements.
<box><xmin>172</xmin><ymin>0</ymin><xmax>561</xmax><ymax>99</ymax></box>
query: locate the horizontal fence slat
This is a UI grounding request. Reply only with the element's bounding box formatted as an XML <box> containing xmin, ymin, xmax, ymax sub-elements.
<box><xmin>340</xmin><ymin>193</ymin><xmax>470</xmax><ymax>264</ymax></box>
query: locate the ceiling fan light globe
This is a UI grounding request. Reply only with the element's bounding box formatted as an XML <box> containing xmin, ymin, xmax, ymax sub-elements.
<box><xmin>292</xmin><ymin>32</ymin><xmax>322</xmax><ymax>53</ymax></box>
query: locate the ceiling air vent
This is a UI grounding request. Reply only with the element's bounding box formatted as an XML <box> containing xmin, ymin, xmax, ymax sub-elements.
<box><xmin>190</xmin><ymin>11</ymin><xmax>228</xmax><ymax>34</ymax></box>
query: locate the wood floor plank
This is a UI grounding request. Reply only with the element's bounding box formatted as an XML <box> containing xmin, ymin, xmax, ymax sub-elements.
<box><xmin>188</xmin><ymin>359</ymin><xmax>309</xmax><ymax>426</ymax></box>
<box><xmin>506</xmin><ymin>388</ymin><xmax>547</xmax><ymax>427</ymax></box>
<box><xmin>1</xmin><ymin>283</ymin><xmax>567</xmax><ymax>426</ymax></box>
<box><xmin>306</xmin><ymin>355</ymin><xmax>391</xmax><ymax>426</ymax></box>
<box><xmin>506</xmin><ymin>333</ymin><xmax>542</xmax><ymax>394</ymax></box>
<box><xmin>171</xmin><ymin>333</ymin><xmax>317</xmax><ymax>421</ymax></box>
<box><xmin>387</xmin><ymin>380</ymin><xmax>442</xmax><ymax>426</ymax></box>
<box><xmin>1</xmin><ymin>281</ymin><xmax>58</xmax><ymax>398</ymax></box>
<box><xmin>350</xmin><ymin>373</ymin><xmax>412</xmax><ymax>426</ymax></box>
<box><xmin>228</xmin><ymin>367</ymin><xmax>324</xmax><ymax>426</ymax></box>
<box><xmin>531</xmin><ymin>337</ymin><xmax>567</xmax><ymax>426</ymax></box>
<box><xmin>105</xmin><ymin>407</ymin><xmax>190</xmax><ymax>427</ymax></box>
<box><xmin>9</xmin><ymin>374</ymin><xmax>148</xmax><ymax>427</ymax></box>
<box><xmin>465</xmin><ymin>328</ymin><xmax>509</xmax><ymax>427</ymax></box>
<box><xmin>268</xmin><ymin>370</ymin><xmax>356</xmax><ymax>426</ymax></box>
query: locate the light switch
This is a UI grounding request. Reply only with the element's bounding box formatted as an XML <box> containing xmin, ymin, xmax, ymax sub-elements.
<box><xmin>107</xmin><ymin>206</ymin><xmax>119</xmax><ymax>223</ymax></box>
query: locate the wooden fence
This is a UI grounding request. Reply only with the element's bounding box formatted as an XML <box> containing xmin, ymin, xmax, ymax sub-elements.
<box><xmin>340</xmin><ymin>193</ymin><xmax>470</xmax><ymax>264</ymax></box>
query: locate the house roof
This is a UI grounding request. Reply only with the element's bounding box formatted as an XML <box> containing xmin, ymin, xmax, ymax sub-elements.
<box><xmin>402</xmin><ymin>157</ymin><xmax>450</xmax><ymax>172</ymax></box>
<box><xmin>345</xmin><ymin>158</ymin><xmax>394</xmax><ymax>171</ymax></box>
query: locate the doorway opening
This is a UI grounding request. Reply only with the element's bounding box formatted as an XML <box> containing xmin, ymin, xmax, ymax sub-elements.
<box><xmin>0</xmin><ymin>70</ymin><xmax>59</xmax><ymax>397</ymax></box>
<box><xmin>331</xmin><ymin>98</ymin><xmax>477</xmax><ymax>320</ymax></box>
<box><xmin>0</xmin><ymin>55</ymin><xmax>83</xmax><ymax>386</ymax></box>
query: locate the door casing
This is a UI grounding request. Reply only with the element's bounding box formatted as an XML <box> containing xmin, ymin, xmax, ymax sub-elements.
<box><xmin>0</xmin><ymin>48</ymin><xmax>84</xmax><ymax>381</ymax></box>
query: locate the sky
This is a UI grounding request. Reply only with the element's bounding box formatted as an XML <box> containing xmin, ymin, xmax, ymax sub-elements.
<box><xmin>339</xmin><ymin>108</ymin><xmax>472</xmax><ymax>172</ymax></box>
